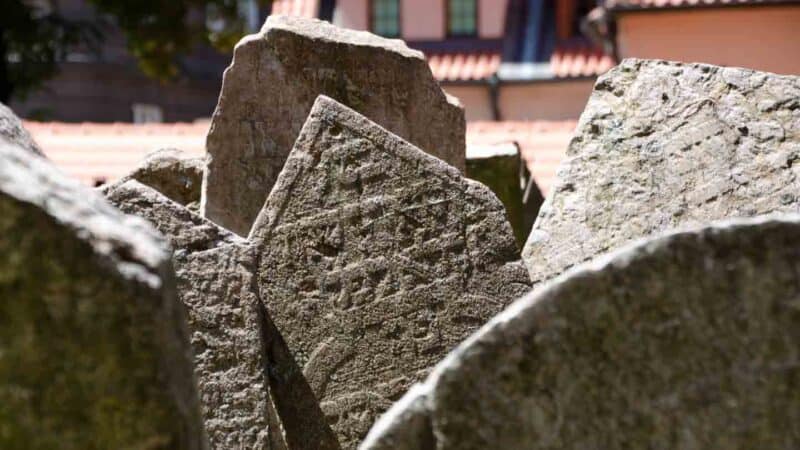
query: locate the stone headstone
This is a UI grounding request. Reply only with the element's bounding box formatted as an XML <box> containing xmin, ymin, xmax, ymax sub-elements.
<box><xmin>0</xmin><ymin>102</ymin><xmax>42</xmax><ymax>156</ymax></box>
<box><xmin>0</xmin><ymin>140</ymin><xmax>206</xmax><ymax>448</ymax></box>
<box><xmin>363</xmin><ymin>214</ymin><xmax>800</xmax><ymax>450</ymax></box>
<box><xmin>103</xmin><ymin>148</ymin><xmax>204</xmax><ymax>209</ymax></box>
<box><xmin>466</xmin><ymin>149</ymin><xmax>526</xmax><ymax>247</ymax></box>
<box><xmin>203</xmin><ymin>15</ymin><xmax>466</xmax><ymax>236</ymax></box>
<box><xmin>105</xmin><ymin>180</ymin><xmax>339</xmax><ymax>450</ymax></box>
<box><xmin>250</xmin><ymin>96</ymin><xmax>529</xmax><ymax>449</ymax></box>
<box><xmin>522</xmin><ymin>59</ymin><xmax>800</xmax><ymax>284</ymax></box>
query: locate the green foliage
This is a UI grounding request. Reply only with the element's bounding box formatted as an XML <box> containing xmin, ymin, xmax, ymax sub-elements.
<box><xmin>1</xmin><ymin>1</ymin><xmax>100</xmax><ymax>100</ymax></box>
<box><xmin>87</xmin><ymin>0</ymin><xmax>245</xmax><ymax>80</ymax></box>
<box><xmin>1</xmin><ymin>0</ymin><xmax>262</xmax><ymax>101</ymax></box>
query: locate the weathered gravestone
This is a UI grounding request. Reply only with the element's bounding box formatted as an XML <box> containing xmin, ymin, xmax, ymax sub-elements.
<box><xmin>0</xmin><ymin>102</ymin><xmax>43</xmax><ymax>155</ymax></box>
<box><xmin>203</xmin><ymin>15</ymin><xmax>466</xmax><ymax>235</ymax></box>
<box><xmin>522</xmin><ymin>59</ymin><xmax>800</xmax><ymax>284</ymax></box>
<box><xmin>0</xmin><ymin>139</ymin><xmax>206</xmax><ymax>449</ymax></box>
<box><xmin>363</xmin><ymin>214</ymin><xmax>800</xmax><ymax>450</ymax></box>
<box><xmin>105</xmin><ymin>181</ymin><xmax>340</xmax><ymax>450</ymax></box>
<box><xmin>250</xmin><ymin>96</ymin><xmax>530</xmax><ymax>449</ymax></box>
<box><xmin>103</xmin><ymin>148</ymin><xmax>204</xmax><ymax>209</ymax></box>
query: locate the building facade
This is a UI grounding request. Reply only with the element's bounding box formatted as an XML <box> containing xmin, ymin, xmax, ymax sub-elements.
<box><xmin>9</xmin><ymin>0</ymin><xmax>266</xmax><ymax>123</ymax></box>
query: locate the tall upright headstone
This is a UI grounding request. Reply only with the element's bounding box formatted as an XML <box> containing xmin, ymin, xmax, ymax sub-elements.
<box><xmin>522</xmin><ymin>59</ymin><xmax>800</xmax><ymax>284</ymax></box>
<box><xmin>363</xmin><ymin>215</ymin><xmax>800</xmax><ymax>450</ymax></box>
<box><xmin>105</xmin><ymin>181</ymin><xmax>340</xmax><ymax>450</ymax></box>
<box><xmin>203</xmin><ymin>15</ymin><xmax>466</xmax><ymax>235</ymax></box>
<box><xmin>0</xmin><ymin>140</ymin><xmax>206</xmax><ymax>449</ymax></box>
<box><xmin>250</xmin><ymin>96</ymin><xmax>529</xmax><ymax>449</ymax></box>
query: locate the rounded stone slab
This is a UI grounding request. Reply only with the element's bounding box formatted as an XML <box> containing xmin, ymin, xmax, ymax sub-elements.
<box><xmin>104</xmin><ymin>180</ymin><xmax>339</xmax><ymax>450</ymax></box>
<box><xmin>103</xmin><ymin>148</ymin><xmax>204</xmax><ymax>208</ymax></box>
<box><xmin>203</xmin><ymin>15</ymin><xmax>466</xmax><ymax>236</ymax></box>
<box><xmin>250</xmin><ymin>96</ymin><xmax>529</xmax><ymax>449</ymax></box>
<box><xmin>522</xmin><ymin>58</ymin><xmax>800</xmax><ymax>284</ymax></box>
<box><xmin>0</xmin><ymin>141</ymin><xmax>206</xmax><ymax>449</ymax></box>
<box><xmin>363</xmin><ymin>214</ymin><xmax>800</xmax><ymax>450</ymax></box>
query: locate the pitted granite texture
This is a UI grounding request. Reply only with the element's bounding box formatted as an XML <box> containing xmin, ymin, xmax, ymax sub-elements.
<box><xmin>250</xmin><ymin>96</ymin><xmax>529</xmax><ymax>449</ymax></box>
<box><xmin>203</xmin><ymin>15</ymin><xmax>466</xmax><ymax>235</ymax></box>
<box><xmin>522</xmin><ymin>59</ymin><xmax>800</xmax><ymax>284</ymax></box>
<box><xmin>0</xmin><ymin>141</ymin><xmax>206</xmax><ymax>449</ymax></box>
<box><xmin>0</xmin><ymin>102</ymin><xmax>42</xmax><ymax>155</ymax></box>
<box><xmin>363</xmin><ymin>215</ymin><xmax>800</xmax><ymax>450</ymax></box>
<box><xmin>105</xmin><ymin>180</ymin><xmax>339</xmax><ymax>450</ymax></box>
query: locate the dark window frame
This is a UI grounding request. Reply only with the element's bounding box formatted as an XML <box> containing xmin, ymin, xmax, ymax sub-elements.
<box><xmin>369</xmin><ymin>0</ymin><xmax>402</xmax><ymax>38</ymax></box>
<box><xmin>446</xmin><ymin>0</ymin><xmax>479</xmax><ymax>38</ymax></box>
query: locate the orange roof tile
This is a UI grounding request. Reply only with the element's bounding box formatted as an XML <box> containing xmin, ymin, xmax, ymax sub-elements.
<box><xmin>271</xmin><ymin>0</ymin><xmax>319</xmax><ymax>18</ymax></box>
<box><xmin>27</xmin><ymin>119</ymin><xmax>576</xmax><ymax>197</ymax></box>
<box><xmin>467</xmin><ymin>121</ymin><xmax>577</xmax><ymax>195</ymax></box>
<box><xmin>427</xmin><ymin>52</ymin><xmax>502</xmax><ymax>82</ymax></box>
<box><xmin>26</xmin><ymin>121</ymin><xmax>207</xmax><ymax>185</ymax></box>
<box><xmin>604</xmin><ymin>0</ymin><xmax>791</xmax><ymax>10</ymax></box>
<box><xmin>550</xmin><ymin>44</ymin><xmax>615</xmax><ymax>78</ymax></box>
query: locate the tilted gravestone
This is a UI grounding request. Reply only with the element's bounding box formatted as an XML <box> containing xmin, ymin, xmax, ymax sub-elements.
<box><xmin>522</xmin><ymin>59</ymin><xmax>800</xmax><ymax>284</ymax></box>
<box><xmin>103</xmin><ymin>148</ymin><xmax>204</xmax><ymax>209</ymax></box>
<box><xmin>363</xmin><ymin>215</ymin><xmax>800</xmax><ymax>450</ymax></box>
<box><xmin>203</xmin><ymin>15</ymin><xmax>466</xmax><ymax>236</ymax></box>
<box><xmin>105</xmin><ymin>181</ymin><xmax>340</xmax><ymax>450</ymax></box>
<box><xmin>0</xmin><ymin>102</ymin><xmax>42</xmax><ymax>156</ymax></box>
<box><xmin>0</xmin><ymin>140</ymin><xmax>206</xmax><ymax>449</ymax></box>
<box><xmin>250</xmin><ymin>96</ymin><xmax>530</xmax><ymax>449</ymax></box>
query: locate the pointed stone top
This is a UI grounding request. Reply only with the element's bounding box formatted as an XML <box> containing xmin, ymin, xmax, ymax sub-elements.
<box><xmin>249</xmin><ymin>95</ymin><xmax>470</xmax><ymax>241</ymax></box>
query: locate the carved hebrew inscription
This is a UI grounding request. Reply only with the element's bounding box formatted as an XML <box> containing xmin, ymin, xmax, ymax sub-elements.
<box><xmin>253</xmin><ymin>96</ymin><xmax>529</xmax><ymax>449</ymax></box>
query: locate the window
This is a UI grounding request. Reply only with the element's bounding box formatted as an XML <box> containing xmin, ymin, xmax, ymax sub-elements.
<box><xmin>371</xmin><ymin>0</ymin><xmax>400</xmax><ymax>38</ymax></box>
<box><xmin>448</xmin><ymin>0</ymin><xmax>477</xmax><ymax>37</ymax></box>
<box><xmin>238</xmin><ymin>0</ymin><xmax>261</xmax><ymax>32</ymax></box>
<box><xmin>132</xmin><ymin>104</ymin><xmax>164</xmax><ymax>124</ymax></box>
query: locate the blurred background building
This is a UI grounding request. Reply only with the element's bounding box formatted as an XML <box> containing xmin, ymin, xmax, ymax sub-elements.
<box><xmin>17</xmin><ymin>0</ymin><xmax>800</xmax><ymax>237</ymax></box>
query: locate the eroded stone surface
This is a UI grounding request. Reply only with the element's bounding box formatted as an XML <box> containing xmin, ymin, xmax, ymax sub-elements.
<box><xmin>0</xmin><ymin>102</ymin><xmax>42</xmax><ymax>155</ymax></box>
<box><xmin>522</xmin><ymin>59</ymin><xmax>800</xmax><ymax>284</ymax></box>
<box><xmin>364</xmin><ymin>215</ymin><xmax>800</xmax><ymax>450</ymax></box>
<box><xmin>104</xmin><ymin>148</ymin><xmax>204</xmax><ymax>209</ymax></box>
<box><xmin>203</xmin><ymin>15</ymin><xmax>466</xmax><ymax>235</ymax></box>
<box><xmin>0</xmin><ymin>141</ymin><xmax>206</xmax><ymax>449</ymax></box>
<box><xmin>105</xmin><ymin>180</ymin><xmax>339</xmax><ymax>450</ymax></box>
<box><xmin>251</xmin><ymin>96</ymin><xmax>529</xmax><ymax>449</ymax></box>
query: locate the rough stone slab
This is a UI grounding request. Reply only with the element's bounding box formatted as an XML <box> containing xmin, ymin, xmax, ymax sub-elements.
<box><xmin>203</xmin><ymin>15</ymin><xmax>466</xmax><ymax>236</ymax></box>
<box><xmin>0</xmin><ymin>141</ymin><xmax>206</xmax><ymax>448</ymax></box>
<box><xmin>102</xmin><ymin>148</ymin><xmax>204</xmax><ymax>209</ymax></box>
<box><xmin>522</xmin><ymin>59</ymin><xmax>800</xmax><ymax>284</ymax></box>
<box><xmin>363</xmin><ymin>214</ymin><xmax>800</xmax><ymax>450</ymax></box>
<box><xmin>0</xmin><ymin>102</ymin><xmax>42</xmax><ymax>155</ymax></box>
<box><xmin>250</xmin><ymin>96</ymin><xmax>529</xmax><ymax>449</ymax></box>
<box><xmin>105</xmin><ymin>180</ymin><xmax>339</xmax><ymax>450</ymax></box>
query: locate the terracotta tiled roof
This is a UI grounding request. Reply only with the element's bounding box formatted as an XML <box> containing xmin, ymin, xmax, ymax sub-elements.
<box><xmin>427</xmin><ymin>52</ymin><xmax>503</xmax><ymax>82</ymax></box>
<box><xmin>603</xmin><ymin>0</ymin><xmax>794</xmax><ymax>10</ymax></box>
<box><xmin>550</xmin><ymin>44</ymin><xmax>616</xmax><ymax>78</ymax></box>
<box><xmin>466</xmin><ymin>121</ymin><xmax>577</xmax><ymax>195</ymax></box>
<box><xmin>271</xmin><ymin>0</ymin><xmax>319</xmax><ymax>17</ymax></box>
<box><xmin>26</xmin><ymin>121</ymin><xmax>207</xmax><ymax>185</ymax></box>
<box><xmin>28</xmin><ymin>119</ymin><xmax>575</xmax><ymax>196</ymax></box>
